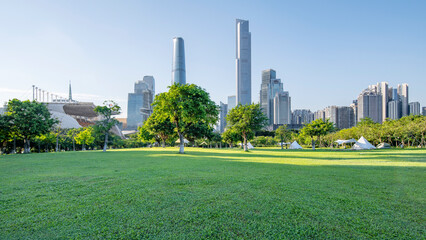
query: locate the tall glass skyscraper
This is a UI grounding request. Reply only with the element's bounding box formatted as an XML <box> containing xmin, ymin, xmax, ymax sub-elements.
<box><xmin>172</xmin><ymin>37</ymin><xmax>186</xmax><ymax>85</ymax></box>
<box><xmin>127</xmin><ymin>76</ymin><xmax>155</xmax><ymax>130</ymax></box>
<box><xmin>235</xmin><ymin>19</ymin><xmax>251</xmax><ymax>105</ymax></box>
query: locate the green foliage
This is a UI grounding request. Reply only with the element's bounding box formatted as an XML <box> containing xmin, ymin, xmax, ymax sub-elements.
<box><xmin>94</xmin><ymin>100</ymin><xmax>121</xmax><ymax>152</ymax></box>
<box><xmin>300</xmin><ymin>119</ymin><xmax>335</xmax><ymax>149</ymax></box>
<box><xmin>5</xmin><ymin>99</ymin><xmax>58</xmax><ymax>153</ymax></box>
<box><xmin>138</xmin><ymin>110</ymin><xmax>176</xmax><ymax>147</ymax></box>
<box><xmin>251</xmin><ymin>136</ymin><xmax>277</xmax><ymax>147</ymax></box>
<box><xmin>275</xmin><ymin>125</ymin><xmax>292</xmax><ymax>149</ymax></box>
<box><xmin>222</xmin><ymin>128</ymin><xmax>241</xmax><ymax>148</ymax></box>
<box><xmin>226</xmin><ymin>103</ymin><xmax>268</xmax><ymax>151</ymax></box>
<box><xmin>0</xmin><ymin>148</ymin><xmax>424</xmax><ymax>239</ymax></box>
<box><xmin>75</xmin><ymin>127</ymin><xmax>95</xmax><ymax>150</ymax></box>
<box><xmin>152</xmin><ymin>83</ymin><xmax>218</xmax><ymax>153</ymax></box>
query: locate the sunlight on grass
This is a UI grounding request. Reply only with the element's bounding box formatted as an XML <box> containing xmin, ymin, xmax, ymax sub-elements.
<box><xmin>147</xmin><ymin>148</ymin><xmax>426</xmax><ymax>167</ymax></box>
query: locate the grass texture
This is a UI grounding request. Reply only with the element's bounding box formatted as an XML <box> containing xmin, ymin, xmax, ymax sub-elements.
<box><xmin>1</xmin><ymin>148</ymin><xmax>425</xmax><ymax>239</ymax></box>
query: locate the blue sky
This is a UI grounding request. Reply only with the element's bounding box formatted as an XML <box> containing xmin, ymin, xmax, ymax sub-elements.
<box><xmin>1</xmin><ymin>0</ymin><xmax>425</xmax><ymax>117</ymax></box>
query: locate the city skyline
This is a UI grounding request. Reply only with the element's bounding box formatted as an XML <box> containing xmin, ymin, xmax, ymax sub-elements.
<box><xmin>1</xmin><ymin>1</ymin><xmax>425</xmax><ymax>118</ymax></box>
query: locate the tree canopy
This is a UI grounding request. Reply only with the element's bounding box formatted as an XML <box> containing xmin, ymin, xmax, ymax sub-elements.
<box><xmin>300</xmin><ymin>118</ymin><xmax>335</xmax><ymax>150</ymax></box>
<box><xmin>226</xmin><ymin>103</ymin><xmax>268</xmax><ymax>151</ymax></box>
<box><xmin>94</xmin><ymin>100</ymin><xmax>121</xmax><ymax>152</ymax></box>
<box><xmin>275</xmin><ymin>125</ymin><xmax>292</xmax><ymax>149</ymax></box>
<box><xmin>152</xmin><ymin>83</ymin><xmax>218</xmax><ymax>153</ymax></box>
<box><xmin>5</xmin><ymin>99</ymin><xmax>58</xmax><ymax>153</ymax></box>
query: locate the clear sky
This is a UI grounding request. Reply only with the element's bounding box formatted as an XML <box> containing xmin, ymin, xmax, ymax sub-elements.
<box><xmin>1</xmin><ymin>0</ymin><xmax>425</xmax><ymax>117</ymax></box>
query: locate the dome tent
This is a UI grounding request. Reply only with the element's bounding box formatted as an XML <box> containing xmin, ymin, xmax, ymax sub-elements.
<box><xmin>352</xmin><ymin>136</ymin><xmax>376</xmax><ymax>150</ymax></box>
<box><xmin>289</xmin><ymin>141</ymin><xmax>302</xmax><ymax>149</ymax></box>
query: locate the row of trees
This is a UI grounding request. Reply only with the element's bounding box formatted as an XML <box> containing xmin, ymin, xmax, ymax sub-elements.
<box><xmin>0</xmin><ymin>99</ymin><xmax>122</xmax><ymax>154</ymax></box>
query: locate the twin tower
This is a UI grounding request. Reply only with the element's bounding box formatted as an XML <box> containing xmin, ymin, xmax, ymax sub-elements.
<box><xmin>172</xmin><ymin>19</ymin><xmax>252</xmax><ymax>106</ymax></box>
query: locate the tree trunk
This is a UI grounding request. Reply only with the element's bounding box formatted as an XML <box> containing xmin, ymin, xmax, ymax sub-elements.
<box><xmin>13</xmin><ymin>137</ymin><xmax>16</xmax><ymax>154</ymax></box>
<box><xmin>56</xmin><ymin>135</ymin><xmax>59</xmax><ymax>152</ymax></box>
<box><xmin>103</xmin><ymin>132</ymin><xmax>108</xmax><ymax>152</ymax></box>
<box><xmin>243</xmin><ymin>135</ymin><xmax>248</xmax><ymax>152</ymax></box>
<box><xmin>24</xmin><ymin>138</ymin><xmax>30</xmax><ymax>153</ymax></box>
<box><xmin>281</xmin><ymin>137</ymin><xmax>283</xmax><ymax>150</ymax></box>
<box><xmin>82</xmin><ymin>143</ymin><xmax>86</xmax><ymax>151</ymax></box>
<box><xmin>162</xmin><ymin>140</ymin><xmax>165</xmax><ymax>148</ymax></box>
<box><xmin>178</xmin><ymin>132</ymin><xmax>184</xmax><ymax>154</ymax></box>
<box><xmin>312</xmin><ymin>138</ymin><xmax>316</xmax><ymax>150</ymax></box>
<box><xmin>73</xmin><ymin>138</ymin><xmax>75</xmax><ymax>151</ymax></box>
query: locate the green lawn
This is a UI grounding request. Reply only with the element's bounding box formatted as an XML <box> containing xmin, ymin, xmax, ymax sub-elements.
<box><xmin>1</xmin><ymin>148</ymin><xmax>425</xmax><ymax>239</ymax></box>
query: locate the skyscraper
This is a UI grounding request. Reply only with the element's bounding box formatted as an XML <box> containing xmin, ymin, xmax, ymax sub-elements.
<box><xmin>172</xmin><ymin>37</ymin><xmax>186</xmax><ymax>85</ymax></box>
<box><xmin>227</xmin><ymin>95</ymin><xmax>236</xmax><ymax>111</ymax></box>
<box><xmin>219</xmin><ymin>102</ymin><xmax>228</xmax><ymax>133</ymax></box>
<box><xmin>377</xmin><ymin>82</ymin><xmax>388</xmax><ymax>122</ymax></box>
<box><xmin>397</xmin><ymin>83</ymin><xmax>409</xmax><ymax>116</ymax></box>
<box><xmin>236</xmin><ymin>19</ymin><xmax>251</xmax><ymax>105</ymax></box>
<box><xmin>357</xmin><ymin>89</ymin><xmax>383</xmax><ymax>123</ymax></box>
<box><xmin>273</xmin><ymin>91</ymin><xmax>291</xmax><ymax>125</ymax></box>
<box><xmin>127</xmin><ymin>76</ymin><xmax>155</xmax><ymax>130</ymax></box>
<box><xmin>409</xmin><ymin>102</ymin><xmax>420</xmax><ymax>115</ymax></box>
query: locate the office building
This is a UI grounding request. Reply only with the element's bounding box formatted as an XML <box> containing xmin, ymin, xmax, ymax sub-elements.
<box><xmin>273</xmin><ymin>91</ymin><xmax>291</xmax><ymax>125</ymax></box>
<box><xmin>422</xmin><ymin>107</ymin><xmax>426</xmax><ymax>116</ymax></box>
<box><xmin>172</xmin><ymin>37</ymin><xmax>186</xmax><ymax>85</ymax></box>
<box><xmin>218</xmin><ymin>102</ymin><xmax>228</xmax><ymax>133</ymax></box>
<box><xmin>228</xmin><ymin>95</ymin><xmax>236</xmax><ymax>111</ymax></box>
<box><xmin>236</xmin><ymin>19</ymin><xmax>251</xmax><ymax>105</ymax></box>
<box><xmin>397</xmin><ymin>83</ymin><xmax>409</xmax><ymax>116</ymax></box>
<box><xmin>292</xmin><ymin>109</ymin><xmax>313</xmax><ymax>125</ymax></box>
<box><xmin>377</xmin><ymin>82</ymin><xmax>388</xmax><ymax>122</ymax></box>
<box><xmin>357</xmin><ymin>89</ymin><xmax>382</xmax><ymax>123</ymax></box>
<box><xmin>388</xmin><ymin>100</ymin><xmax>401</xmax><ymax>120</ymax></box>
<box><xmin>336</xmin><ymin>106</ymin><xmax>356</xmax><ymax>129</ymax></box>
<box><xmin>127</xmin><ymin>76</ymin><xmax>155</xmax><ymax>130</ymax></box>
<box><xmin>409</xmin><ymin>102</ymin><xmax>421</xmax><ymax>115</ymax></box>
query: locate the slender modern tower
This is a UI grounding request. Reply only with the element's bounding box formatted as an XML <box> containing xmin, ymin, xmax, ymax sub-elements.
<box><xmin>236</xmin><ymin>19</ymin><xmax>251</xmax><ymax>105</ymax></box>
<box><xmin>172</xmin><ymin>37</ymin><xmax>186</xmax><ymax>85</ymax></box>
<box><xmin>68</xmin><ymin>81</ymin><xmax>73</xmax><ymax>101</ymax></box>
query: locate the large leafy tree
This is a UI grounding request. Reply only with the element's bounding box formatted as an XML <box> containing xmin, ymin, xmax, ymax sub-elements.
<box><xmin>94</xmin><ymin>100</ymin><xmax>121</xmax><ymax>152</ymax></box>
<box><xmin>222</xmin><ymin>128</ymin><xmax>241</xmax><ymax>148</ymax></box>
<box><xmin>152</xmin><ymin>83</ymin><xmax>218</xmax><ymax>154</ymax></box>
<box><xmin>6</xmin><ymin>99</ymin><xmax>58</xmax><ymax>153</ymax></box>
<box><xmin>139</xmin><ymin>111</ymin><xmax>175</xmax><ymax>147</ymax></box>
<box><xmin>0</xmin><ymin>115</ymin><xmax>13</xmax><ymax>153</ymax></box>
<box><xmin>226</xmin><ymin>103</ymin><xmax>268</xmax><ymax>151</ymax></box>
<box><xmin>75</xmin><ymin>127</ymin><xmax>95</xmax><ymax>151</ymax></box>
<box><xmin>275</xmin><ymin>125</ymin><xmax>292</xmax><ymax>149</ymax></box>
<box><xmin>300</xmin><ymin>118</ymin><xmax>335</xmax><ymax>150</ymax></box>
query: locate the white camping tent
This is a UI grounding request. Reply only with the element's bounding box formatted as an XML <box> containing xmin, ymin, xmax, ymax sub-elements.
<box><xmin>335</xmin><ymin>139</ymin><xmax>356</xmax><ymax>145</ymax></box>
<box><xmin>352</xmin><ymin>136</ymin><xmax>376</xmax><ymax>150</ymax></box>
<box><xmin>239</xmin><ymin>142</ymin><xmax>255</xmax><ymax>149</ymax></box>
<box><xmin>377</xmin><ymin>143</ymin><xmax>391</xmax><ymax>149</ymax></box>
<box><xmin>175</xmin><ymin>138</ymin><xmax>189</xmax><ymax>144</ymax></box>
<box><xmin>289</xmin><ymin>141</ymin><xmax>302</xmax><ymax>149</ymax></box>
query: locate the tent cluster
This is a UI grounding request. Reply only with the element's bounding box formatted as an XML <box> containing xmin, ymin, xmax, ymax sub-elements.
<box><xmin>335</xmin><ymin>136</ymin><xmax>391</xmax><ymax>150</ymax></box>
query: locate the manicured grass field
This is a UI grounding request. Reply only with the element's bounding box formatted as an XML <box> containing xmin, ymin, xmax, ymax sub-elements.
<box><xmin>1</xmin><ymin>148</ymin><xmax>425</xmax><ymax>239</ymax></box>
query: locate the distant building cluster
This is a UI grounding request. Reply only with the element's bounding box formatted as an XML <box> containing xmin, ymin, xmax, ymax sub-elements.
<box><xmin>126</xmin><ymin>76</ymin><xmax>155</xmax><ymax>130</ymax></box>
<box><xmin>121</xmin><ymin>19</ymin><xmax>424</xmax><ymax>134</ymax></box>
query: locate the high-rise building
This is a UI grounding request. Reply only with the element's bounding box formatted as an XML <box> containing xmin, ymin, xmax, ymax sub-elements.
<box><xmin>336</xmin><ymin>106</ymin><xmax>356</xmax><ymax>129</ymax></box>
<box><xmin>172</xmin><ymin>37</ymin><xmax>186</xmax><ymax>85</ymax></box>
<box><xmin>409</xmin><ymin>102</ymin><xmax>421</xmax><ymax>115</ymax></box>
<box><xmin>314</xmin><ymin>109</ymin><xmax>325</xmax><ymax>121</ymax></box>
<box><xmin>127</xmin><ymin>76</ymin><xmax>155</xmax><ymax>130</ymax></box>
<box><xmin>388</xmin><ymin>100</ymin><xmax>401</xmax><ymax>120</ymax></box>
<box><xmin>357</xmin><ymin>88</ymin><xmax>383</xmax><ymax>123</ymax></box>
<box><xmin>219</xmin><ymin>102</ymin><xmax>228</xmax><ymax>133</ymax></box>
<box><xmin>422</xmin><ymin>107</ymin><xmax>426</xmax><ymax>116</ymax></box>
<box><xmin>397</xmin><ymin>83</ymin><xmax>409</xmax><ymax>117</ymax></box>
<box><xmin>324</xmin><ymin>106</ymin><xmax>338</xmax><ymax>125</ymax></box>
<box><xmin>377</xmin><ymin>82</ymin><xmax>388</xmax><ymax>122</ymax></box>
<box><xmin>236</xmin><ymin>19</ymin><xmax>251</xmax><ymax>105</ymax></box>
<box><xmin>227</xmin><ymin>95</ymin><xmax>236</xmax><ymax>111</ymax></box>
<box><xmin>260</xmin><ymin>69</ymin><xmax>284</xmax><ymax>124</ymax></box>
<box><xmin>292</xmin><ymin>109</ymin><xmax>313</xmax><ymax>125</ymax></box>
<box><xmin>273</xmin><ymin>91</ymin><xmax>291</xmax><ymax>125</ymax></box>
